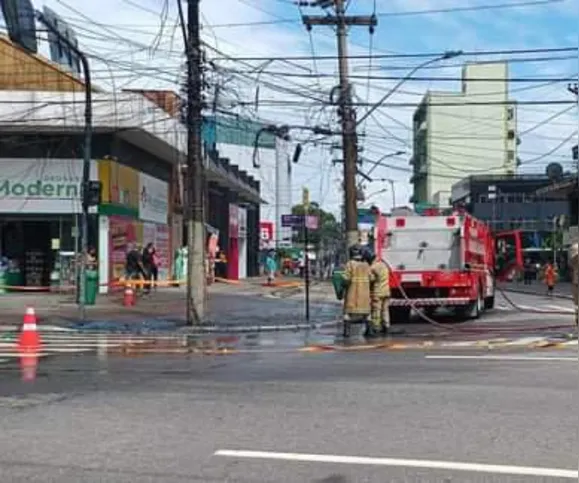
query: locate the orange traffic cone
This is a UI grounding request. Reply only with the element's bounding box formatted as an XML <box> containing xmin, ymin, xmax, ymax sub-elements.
<box><xmin>123</xmin><ymin>285</ymin><xmax>135</xmax><ymax>306</ymax></box>
<box><xmin>18</xmin><ymin>307</ymin><xmax>41</xmax><ymax>352</ymax></box>
<box><xmin>19</xmin><ymin>350</ymin><xmax>38</xmax><ymax>382</ymax></box>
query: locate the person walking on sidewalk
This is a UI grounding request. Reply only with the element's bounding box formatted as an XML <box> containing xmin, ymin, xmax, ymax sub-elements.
<box><xmin>265</xmin><ymin>250</ymin><xmax>277</xmax><ymax>285</ymax></box>
<box><xmin>142</xmin><ymin>243</ymin><xmax>157</xmax><ymax>294</ymax></box>
<box><xmin>126</xmin><ymin>244</ymin><xmax>146</xmax><ymax>294</ymax></box>
<box><xmin>543</xmin><ymin>262</ymin><xmax>557</xmax><ymax>297</ymax></box>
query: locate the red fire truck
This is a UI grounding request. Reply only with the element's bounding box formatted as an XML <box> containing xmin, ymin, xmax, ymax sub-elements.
<box><xmin>366</xmin><ymin>207</ymin><xmax>523</xmax><ymax>322</ymax></box>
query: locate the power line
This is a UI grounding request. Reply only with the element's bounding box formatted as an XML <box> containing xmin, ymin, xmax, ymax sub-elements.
<box><xmin>233</xmin><ymin>99</ymin><xmax>575</xmax><ymax>107</ymax></box>
<box><xmin>206</xmin><ymin>0</ymin><xmax>564</xmax><ymax>28</ymax></box>
<box><xmin>221</xmin><ymin>69</ymin><xmax>578</xmax><ymax>83</ymax></box>
<box><xmin>210</xmin><ymin>47</ymin><xmax>577</xmax><ymax>62</ymax></box>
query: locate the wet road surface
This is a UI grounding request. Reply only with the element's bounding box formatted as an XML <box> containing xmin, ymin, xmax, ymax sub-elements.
<box><xmin>0</xmin><ymin>341</ymin><xmax>576</xmax><ymax>482</ymax></box>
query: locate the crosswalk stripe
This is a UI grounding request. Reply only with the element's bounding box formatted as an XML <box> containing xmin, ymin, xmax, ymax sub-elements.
<box><xmin>495</xmin><ymin>304</ymin><xmax>573</xmax><ymax>313</ymax></box>
<box><xmin>0</xmin><ymin>332</ymin><xmax>150</xmax><ymax>360</ymax></box>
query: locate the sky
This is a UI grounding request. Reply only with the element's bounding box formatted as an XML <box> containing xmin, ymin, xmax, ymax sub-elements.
<box><xmin>9</xmin><ymin>0</ymin><xmax>579</xmax><ymax>215</ymax></box>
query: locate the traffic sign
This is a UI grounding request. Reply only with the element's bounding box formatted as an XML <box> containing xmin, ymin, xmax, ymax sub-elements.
<box><xmin>281</xmin><ymin>214</ymin><xmax>319</xmax><ymax>230</ymax></box>
<box><xmin>281</xmin><ymin>214</ymin><xmax>303</xmax><ymax>227</ymax></box>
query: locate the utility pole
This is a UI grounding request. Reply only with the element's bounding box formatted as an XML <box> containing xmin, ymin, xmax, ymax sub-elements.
<box><xmin>302</xmin><ymin>1</ymin><xmax>376</xmax><ymax>249</ymax></box>
<box><xmin>185</xmin><ymin>0</ymin><xmax>206</xmax><ymax>325</ymax></box>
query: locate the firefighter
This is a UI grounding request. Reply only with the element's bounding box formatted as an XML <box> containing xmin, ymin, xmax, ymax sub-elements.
<box><xmin>342</xmin><ymin>244</ymin><xmax>374</xmax><ymax>338</ymax></box>
<box><xmin>366</xmin><ymin>250</ymin><xmax>391</xmax><ymax>335</ymax></box>
<box><xmin>569</xmin><ymin>241</ymin><xmax>579</xmax><ymax>325</ymax></box>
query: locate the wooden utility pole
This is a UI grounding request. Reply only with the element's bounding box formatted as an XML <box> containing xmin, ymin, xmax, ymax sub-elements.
<box><xmin>302</xmin><ymin>0</ymin><xmax>376</xmax><ymax>249</ymax></box>
<box><xmin>185</xmin><ymin>0</ymin><xmax>206</xmax><ymax>325</ymax></box>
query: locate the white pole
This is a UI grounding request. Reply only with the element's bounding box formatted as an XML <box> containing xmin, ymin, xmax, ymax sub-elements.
<box><xmin>275</xmin><ymin>137</ymin><xmax>284</xmax><ymax>251</ymax></box>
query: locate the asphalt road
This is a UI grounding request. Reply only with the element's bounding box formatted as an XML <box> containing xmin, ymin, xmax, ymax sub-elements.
<box><xmin>0</xmin><ymin>340</ymin><xmax>576</xmax><ymax>482</ymax></box>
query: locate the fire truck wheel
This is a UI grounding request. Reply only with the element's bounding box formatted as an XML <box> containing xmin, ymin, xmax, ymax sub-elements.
<box><xmin>484</xmin><ymin>296</ymin><xmax>495</xmax><ymax>310</ymax></box>
<box><xmin>455</xmin><ymin>289</ymin><xmax>483</xmax><ymax>320</ymax></box>
<box><xmin>469</xmin><ymin>289</ymin><xmax>484</xmax><ymax>319</ymax></box>
<box><xmin>390</xmin><ymin>307</ymin><xmax>411</xmax><ymax>323</ymax></box>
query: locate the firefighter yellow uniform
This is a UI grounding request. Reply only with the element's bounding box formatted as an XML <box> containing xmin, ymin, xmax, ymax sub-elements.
<box><xmin>569</xmin><ymin>242</ymin><xmax>578</xmax><ymax>325</ymax></box>
<box><xmin>343</xmin><ymin>259</ymin><xmax>373</xmax><ymax>318</ymax></box>
<box><xmin>370</xmin><ymin>259</ymin><xmax>390</xmax><ymax>332</ymax></box>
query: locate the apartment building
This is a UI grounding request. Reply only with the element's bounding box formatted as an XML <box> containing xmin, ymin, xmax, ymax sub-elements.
<box><xmin>410</xmin><ymin>61</ymin><xmax>518</xmax><ymax>206</ymax></box>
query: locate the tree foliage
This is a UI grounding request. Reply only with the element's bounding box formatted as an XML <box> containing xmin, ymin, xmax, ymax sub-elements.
<box><xmin>291</xmin><ymin>202</ymin><xmax>341</xmax><ymax>248</ymax></box>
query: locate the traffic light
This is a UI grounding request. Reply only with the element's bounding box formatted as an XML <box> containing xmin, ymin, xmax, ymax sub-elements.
<box><xmin>83</xmin><ymin>181</ymin><xmax>102</xmax><ymax>207</ymax></box>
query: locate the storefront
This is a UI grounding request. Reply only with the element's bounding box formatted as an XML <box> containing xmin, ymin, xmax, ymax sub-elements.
<box><xmin>0</xmin><ymin>158</ymin><xmax>98</xmax><ymax>289</ymax></box>
<box><xmin>97</xmin><ymin>159</ymin><xmax>170</xmax><ymax>293</ymax></box>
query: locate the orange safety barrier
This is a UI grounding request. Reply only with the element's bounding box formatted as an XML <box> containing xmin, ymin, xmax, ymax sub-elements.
<box><xmin>0</xmin><ymin>279</ymin><xmax>188</xmax><ymax>292</ymax></box>
<box><xmin>214</xmin><ymin>277</ymin><xmax>241</xmax><ymax>285</ymax></box>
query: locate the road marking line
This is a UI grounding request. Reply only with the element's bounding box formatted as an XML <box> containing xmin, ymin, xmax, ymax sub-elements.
<box><xmin>425</xmin><ymin>355</ymin><xmax>577</xmax><ymax>362</ymax></box>
<box><xmin>214</xmin><ymin>450</ymin><xmax>577</xmax><ymax>479</ymax></box>
<box><xmin>545</xmin><ymin>306</ymin><xmax>574</xmax><ymax>314</ymax></box>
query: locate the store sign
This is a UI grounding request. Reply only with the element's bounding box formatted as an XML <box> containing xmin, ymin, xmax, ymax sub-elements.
<box><xmin>0</xmin><ymin>158</ymin><xmax>97</xmax><ymax>214</ymax></box>
<box><xmin>259</xmin><ymin>221</ymin><xmax>274</xmax><ymax>250</ymax></box>
<box><xmin>229</xmin><ymin>204</ymin><xmax>239</xmax><ymax>238</ymax></box>
<box><xmin>139</xmin><ymin>172</ymin><xmax>168</xmax><ymax>224</ymax></box>
<box><xmin>238</xmin><ymin>207</ymin><xmax>247</xmax><ymax>238</ymax></box>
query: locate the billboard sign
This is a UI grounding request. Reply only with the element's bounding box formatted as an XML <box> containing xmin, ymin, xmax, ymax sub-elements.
<box><xmin>139</xmin><ymin>172</ymin><xmax>168</xmax><ymax>224</ymax></box>
<box><xmin>1</xmin><ymin>0</ymin><xmax>38</xmax><ymax>53</ymax></box>
<box><xmin>0</xmin><ymin>158</ymin><xmax>98</xmax><ymax>214</ymax></box>
<box><xmin>42</xmin><ymin>6</ymin><xmax>81</xmax><ymax>75</ymax></box>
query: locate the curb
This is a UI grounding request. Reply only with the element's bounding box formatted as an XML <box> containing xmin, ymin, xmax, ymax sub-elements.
<box><xmin>25</xmin><ymin>321</ymin><xmax>341</xmax><ymax>335</ymax></box>
<box><xmin>179</xmin><ymin>321</ymin><xmax>339</xmax><ymax>334</ymax></box>
<box><xmin>500</xmin><ymin>286</ymin><xmax>572</xmax><ymax>300</ymax></box>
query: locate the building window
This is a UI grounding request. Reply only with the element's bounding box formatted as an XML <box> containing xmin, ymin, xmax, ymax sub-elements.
<box><xmin>507</xmin><ymin>107</ymin><xmax>514</xmax><ymax>121</ymax></box>
<box><xmin>478</xmin><ymin>195</ymin><xmax>487</xmax><ymax>203</ymax></box>
<box><xmin>507</xmin><ymin>150</ymin><xmax>515</xmax><ymax>161</ymax></box>
<box><xmin>507</xmin><ymin>130</ymin><xmax>515</xmax><ymax>140</ymax></box>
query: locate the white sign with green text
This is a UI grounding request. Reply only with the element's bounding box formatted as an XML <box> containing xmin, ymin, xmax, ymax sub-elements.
<box><xmin>0</xmin><ymin>158</ymin><xmax>98</xmax><ymax>214</ymax></box>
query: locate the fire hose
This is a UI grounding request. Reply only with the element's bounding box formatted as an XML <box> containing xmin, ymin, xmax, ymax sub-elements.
<box><xmin>381</xmin><ymin>257</ymin><xmax>575</xmax><ymax>335</ymax></box>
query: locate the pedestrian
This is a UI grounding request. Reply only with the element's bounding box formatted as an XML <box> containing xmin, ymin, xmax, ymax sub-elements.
<box><xmin>543</xmin><ymin>262</ymin><xmax>556</xmax><ymax>297</ymax></box>
<box><xmin>265</xmin><ymin>250</ymin><xmax>277</xmax><ymax>285</ymax></box>
<box><xmin>142</xmin><ymin>243</ymin><xmax>156</xmax><ymax>294</ymax></box>
<box><xmin>341</xmin><ymin>244</ymin><xmax>374</xmax><ymax>338</ymax></box>
<box><xmin>125</xmin><ymin>243</ymin><xmax>146</xmax><ymax>294</ymax></box>
<box><xmin>365</xmin><ymin>249</ymin><xmax>391</xmax><ymax>335</ymax></box>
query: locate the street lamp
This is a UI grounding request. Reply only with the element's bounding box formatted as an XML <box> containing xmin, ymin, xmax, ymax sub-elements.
<box><xmin>356</xmin><ymin>50</ymin><xmax>463</xmax><ymax>127</ymax></box>
<box><xmin>36</xmin><ymin>10</ymin><xmax>93</xmax><ymax>321</ymax></box>
<box><xmin>376</xmin><ymin>178</ymin><xmax>397</xmax><ymax>210</ymax></box>
<box><xmin>363</xmin><ymin>188</ymin><xmax>388</xmax><ymax>201</ymax></box>
<box><xmin>363</xmin><ymin>150</ymin><xmax>405</xmax><ymax>178</ymax></box>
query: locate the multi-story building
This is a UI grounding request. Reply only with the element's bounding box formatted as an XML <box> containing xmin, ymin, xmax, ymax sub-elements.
<box><xmin>202</xmin><ymin>115</ymin><xmax>293</xmax><ymax>249</ymax></box>
<box><xmin>125</xmin><ymin>93</ymin><xmax>294</xmax><ymax>250</ymax></box>
<box><xmin>410</xmin><ymin>61</ymin><xmax>518</xmax><ymax>207</ymax></box>
<box><xmin>0</xmin><ymin>33</ymin><xmax>262</xmax><ymax>286</ymax></box>
<box><xmin>450</xmin><ymin>174</ymin><xmax>569</xmax><ymax>266</ymax></box>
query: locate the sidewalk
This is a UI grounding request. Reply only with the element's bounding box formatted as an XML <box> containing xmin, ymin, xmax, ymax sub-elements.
<box><xmin>0</xmin><ymin>280</ymin><xmax>339</xmax><ymax>330</ymax></box>
<box><xmin>499</xmin><ymin>280</ymin><xmax>573</xmax><ymax>300</ymax></box>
